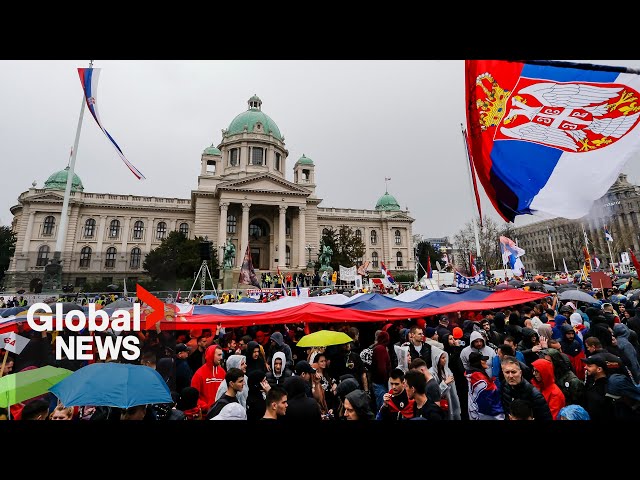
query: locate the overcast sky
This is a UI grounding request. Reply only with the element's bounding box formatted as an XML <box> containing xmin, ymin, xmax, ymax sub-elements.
<box><xmin>2</xmin><ymin>60</ymin><xmax>640</xmax><ymax>241</ymax></box>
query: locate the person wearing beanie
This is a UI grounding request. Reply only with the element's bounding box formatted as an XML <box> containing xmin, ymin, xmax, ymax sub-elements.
<box><xmin>371</xmin><ymin>330</ymin><xmax>391</xmax><ymax>411</ymax></box>
<box><xmin>436</xmin><ymin>316</ymin><xmax>452</xmax><ymax>342</ymax></box>
<box><xmin>424</xmin><ymin>326</ymin><xmax>444</xmax><ymax>350</ymax></box>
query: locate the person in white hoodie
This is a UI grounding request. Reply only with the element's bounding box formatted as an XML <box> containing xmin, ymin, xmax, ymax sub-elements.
<box><xmin>214</xmin><ymin>354</ymin><xmax>249</xmax><ymax>408</ymax></box>
<box><xmin>429</xmin><ymin>348</ymin><xmax>461</xmax><ymax>420</ymax></box>
<box><xmin>460</xmin><ymin>331</ymin><xmax>496</xmax><ymax>378</ymax></box>
<box><xmin>266</xmin><ymin>351</ymin><xmax>293</xmax><ymax>387</ymax></box>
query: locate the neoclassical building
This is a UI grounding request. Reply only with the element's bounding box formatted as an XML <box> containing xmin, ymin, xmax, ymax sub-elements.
<box><xmin>5</xmin><ymin>95</ymin><xmax>415</xmax><ymax>290</ymax></box>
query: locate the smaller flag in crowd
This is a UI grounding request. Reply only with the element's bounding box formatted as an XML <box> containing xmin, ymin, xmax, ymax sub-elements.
<box><xmin>593</xmin><ymin>256</ymin><xmax>601</xmax><ymax>269</ymax></box>
<box><xmin>426</xmin><ymin>256</ymin><xmax>433</xmax><ymax>279</ymax></box>
<box><xmin>563</xmin><ymin>257</ymin><xmax>569</xmax><ymax>275</ymax></box>
<box><xmin>604</xmin><ymin>226</ymin><xmax>614</xmax><ymax>242</ymax></box>
<box><xmin>455</xmin><ymin>270</ymin><xmax>486</xmax><ymax>289</ymax></box>
<box><xmin>583</xmin><ymin>246</ymin><xmax>592</xmax><ymax>273</ymax></box>
<box><xmin>381</xmin><ymin>262</ymin><xmax>396</xmax><ymax>284</ymax></box>
<box><xmin>469</xmin><ymin>252</ymin><xmax>478</xmax><ymax>276</ymax></box>
<box><xmin>629</xmin><ymin>248</ymin><xmax>640</xmax><ymax>276</ymax></box>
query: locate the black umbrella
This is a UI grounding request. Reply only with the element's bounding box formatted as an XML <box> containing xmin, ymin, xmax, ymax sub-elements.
<box><xmin>508</xmin><ymin>279</ymin><xmax>523</xmax><ymax>287</ymax></box>
<box><xmin>106</xmin><ymin>284</ymin><xmax>120</xmax><ymax>292</ymax></box>
<box><xmin>47</xmin><ymin>302</ymin><xmax>84</xmax><ymax>313</ymax></box>
<box><xmin>495</xmin><ymin>284</ymin><xmax>515</xmax><ymax>290</ymax></box>
<box><xmin>542</xmin><ymin>284</ymin><xmax>557</xmax><ymax>293</ymax></box>
<box><xmin>468</xmin><ymin>284</ymin><xmax>494</xmax><ymax>291</ymax></box>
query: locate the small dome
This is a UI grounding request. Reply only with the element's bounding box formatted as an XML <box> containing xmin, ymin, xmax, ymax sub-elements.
<box><xmin>44</xmin><ymin>166</ymin><xmax>84</xmax><ymax>192</ymax></box>
<box><xmin>226</xmin><ymin>95</ymin><xmax>282</xmax><ymax>140</ymax></box>
<box><xmin>203</xmin><ymin>145</ymin><xmax>221</xmax><ymax>156</ymax></box>
<box><xmin>296</xmin><ymin>154</ymin><xmax>314</xmax><ymax>166</ymax></box>
<box><xmin>375</xmin><ymin>191</ymin><xmax>401</xmax><ymax>211</ymax></box>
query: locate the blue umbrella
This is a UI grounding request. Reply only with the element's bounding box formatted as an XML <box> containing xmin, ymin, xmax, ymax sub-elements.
<box><xmin>202</xmin><ymin>294</ymin><xmax>217</xmax><ymax>300</ymax></box>
<box><xmin>49</xmin><ymin>363</ymin><xmax>172</xmax><ymax>408</ymax></box>
<box><xmin>238</xmin><ymin>297</ymin><xmax>258</xmax><ymax>303</ymax></box>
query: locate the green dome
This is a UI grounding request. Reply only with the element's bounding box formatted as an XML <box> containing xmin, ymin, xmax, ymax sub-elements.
<box><xmin>375</xmin><ymin>191</ymin><xmax>400</xmax><ymax>211</ymax></box>
<box><xmin>227</xmin><ymin>95</ymin><xmax>283</xmax><ymax>140</ymax></box>
<box><xmin>44</xmin><ymin>166</ymin><xmax>84</xmax><ymax>192</ymax></box>
<box><xmin>296</xmin><ymin>154</ymin><xmax>314</xmax><ymax>166</ymax></box>
<box><xmin>203</xmin><ymin>145</ymin><xmax>221</xmax><ymax>155</ymax></box>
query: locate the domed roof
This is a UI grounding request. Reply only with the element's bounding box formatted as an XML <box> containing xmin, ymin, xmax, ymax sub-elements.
<box><xmin>227</xmin><ymin>95</ymin><xmax>282</xmax><ymax>140</ymax></box>
<box><xmin>44</xmin><ymin>166</ymin><xmax>84</xmax><ymax>192</ymax></box>
<box><xmin>375</xmin><ymin>191</ymin><xmax>400</xmax><ymax>211</ymax></box>
<box><xmin>203</xmin><ymin>144</ymin><xmax>221</xmax><ymax>156</ymax></box>
<box><xmin>296</xmin><ymin>154</ymin><xmax>314</xmax><ymax>166</ymax></box>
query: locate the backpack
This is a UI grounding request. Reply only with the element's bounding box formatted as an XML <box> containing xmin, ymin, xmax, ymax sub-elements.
<box><xmin>360</xmin><ymin>344</ymin><xmax>374</xmax><ymax>368</ymax></box>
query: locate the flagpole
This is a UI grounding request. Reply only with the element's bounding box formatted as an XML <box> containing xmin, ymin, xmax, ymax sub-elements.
<box><xmin>54</xmin><ymin>60</ymin><xmax>93</xmax><ymax>266</ymax></box>
<box><xmin>581</xmin><ymin>223</ymin><xmax>593</xmax><ymax>270</ymax></box>
<box><xmin>461</xmin><ymin>125</ymin><xmax>481</xmax><ymax>258</ymax></box>
<box><xmin>547</xmin><ymin>228</ymin><xmax>556</xmax><ymax>271</ymax></box>
<box><xmin>606</xmin><ymin>230</ymin><xmax>615</xmax><ymax>270</ymax></box>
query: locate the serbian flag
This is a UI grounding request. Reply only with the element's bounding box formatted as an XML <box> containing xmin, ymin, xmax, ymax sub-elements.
<box><xmin>381</xmin><ymin>262</ymin><xmax>396</xmax><ymax>284</ymax></box>
<box><xmin>426</xmin><ymin>256</ymin><xmax>433</xmax><ymax>279</ymax></box>
<box><xmin>469</xmin><ymin>252</ymin><xmax>478</xmax><ymax>276</ymax></box>
<box><xmin>465</xmin><ymin>60</ymin><xmax>640</xmax><ymax>222</ymax></box>
<box><xmin>630</xmin><ymin>249</ymin><xmax>640</xmax><ymax>276</ymax></box>
<box><xmin>604</xmin><ymin>226</ymin><xmax>614</xmax><ymax>242</ymax></box>
<box><xmin>77</xmin><ymin>68</ymin><xmax>146</xmax><ymax>180</ymax></box>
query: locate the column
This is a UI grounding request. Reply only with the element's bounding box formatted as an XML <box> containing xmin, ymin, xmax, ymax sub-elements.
<box><xmin>96</xmin><ymin>215</ymin><xmax>107</xmax><ymax>255</ymax></box>
<box><xmin>278</xmin><ymin>205</ymin><xmax>287</xmax><ymax>268</ymax></box>
<box><xmin>121</xmin><ymin>217</ymin><xmax>131</xmax><ymax>270</ymax></box>
<box><xmin>144</xmin><ymin>217</ymin><xmax>154</xmax><ymax>254</ymax></box>
<box><xmin>298</xmin><ymin>206</ymin><xmax>306</xmax><ymax>268</ymax></box>
<box><xmin>21</xmin><ymin>211</ymin><xmax>36</xmax><ymax>254</ymax></box>
<box><xmin>240</xmin><ymin>203</ymin><xmax>251</xmax><ymax>267</ymax></box>
<box><xmin>218</xmin><ymin>202</ymin><xmax>229</xmax><ymax>248</ymax></box>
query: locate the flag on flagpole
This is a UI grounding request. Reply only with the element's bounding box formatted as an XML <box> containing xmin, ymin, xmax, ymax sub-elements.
<box><xmin>380</xmin><ymin>262</ymin><xmax>396</xmax><ymax>285</ymax></box>
<box><xmin>604</xmin><ymin>226</ymin><xmax>614</xmax><ymax>242</ymax></box>
<box><xmin>77</xmin><ymin>68</ymin><xmax>146</xmax><ymax>180</ymax></box>
<box><xmin>583</xmin><ymin>246</ymin><xmax>592</xmax><ymax>274</ymax></box>
<box><xmin>123</xmin><ymin>277</ymin><xmax>128</xmax><ymax>298</ymax></box>
<box><xmin>296</xmin><ymin>284</ymin><xmax>301</xmax><ymax>297</ymax></box>
<box><xmin>239</xmin><ymin>243</ymin><xmax>261</xmax><ymax>288</ymax></box>
<box><xmin>499</xmin><ymin>236</ymin><xmax>525</xmax><ymax>270</ymax></box>
<box><xmin>426</xmin><ymin>256</ymin><xmax>433</xmax><ymax>279</ymax></box>
<box><xmin>465</xmin><ymin>59</ymin><xmax>640</xmax><ymax>222</ymax></box>
<box><xmin>175</xmin><ymin>289</ymin><xmax>181</xmax><ymax>303</ymax></box>
<box><xmin>469</xmin><ymin>252</ymin><xmax>478</xmax><ymax>276</ymax></box>
<box><xmin>563</xmin><ymin>258</ymin><xmax>569</xmax><ymax>275</ymax></box>
<box><xmin>593</xmin><ymin>256</ymin><xmax>601</xmax><ymax>269</ymax></box>
<box><xmin>281</xmin><ymin>284</ymin><xmax>288</xmax><ymax>297</ymax></box>
<box><xmin>629</xmin><ymin>249</ymin><xmax>640</xmax><ymax>276</ymax></box>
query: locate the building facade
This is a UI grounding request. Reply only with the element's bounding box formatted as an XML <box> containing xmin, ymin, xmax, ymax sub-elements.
<box><xmin>512</xmin><ymin>173</ymin><xmax>640</xmax><ymax>272</ymax></box>
<box><xmin>5</xmin><ymin>95</ymin><xmax>415</xmax><ymax>290</ymax></box>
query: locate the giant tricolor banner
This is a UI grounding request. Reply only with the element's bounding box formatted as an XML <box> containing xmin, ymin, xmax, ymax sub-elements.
<box><xmin>78</xmin><ymin>68</ymin><xmax>146</xmax><ymax>180</ymax></box>
<box><xmin>465</xmin><ymin>60</ymin><xmax>640</xmax><ymax>222</ymax></box>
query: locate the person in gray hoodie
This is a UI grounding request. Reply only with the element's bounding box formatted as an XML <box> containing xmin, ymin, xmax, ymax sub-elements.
<box><xmin>344</xmin><ymin>389</ymin><xmax>374</xmax><ymax>420</ymax></box>
<box><xmin>613</xmin><ymin>323</ymin><xmax>640</xmax><ymax>384</ymax></box>
<box><xmin>267</xmin><ymin>331</ymin><xmax>293</xmax><ymax>370</ymax></box>
<box><xmin>460</xmin><ymin>330</ymin><xmax>495</xmax><ymax>377</ymax></box>
<box><xmin>429</xmin><ymin>348</ymin><xmax>461</xmax><ymax>420</ymax></box>
<box><xmin>214</xmin><ymin>354</ymin><xmax>249</xmax><ymax>408</ymax></box>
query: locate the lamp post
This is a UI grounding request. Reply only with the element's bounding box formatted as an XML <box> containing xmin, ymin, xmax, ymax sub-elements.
<box><xmin>305</xmin><ymin>244</ymin><xmax>314</xmax><ymax>268</ymax></box>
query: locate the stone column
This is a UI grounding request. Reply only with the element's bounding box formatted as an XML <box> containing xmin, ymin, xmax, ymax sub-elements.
<box><xmin>240</xmin><ymin>203</ymin><xmax>251</xmax><ymax>267</ymax></box>
<box><xmin>145</xmin><ymin>217</ymin><xmax>154</xmax><ymax>254</ymax></box>
<box><xmin>21</xmin><ymin>211</ymin><xmax>36</xmax><ymax>255</ymax></box>
<box><xmin>218</xmin><ymin>202</ymin><xmax>229</xmax><ymax>248</ymax></box>
<box><xmin>278</xmin><ymin>205</ymin><xmax>287</xmax><ymax>268</ymax></box>
<box><xmin>298</xmin><ymin>206</ymin><xmax>306</xmax><ymax>268</ymax></box>
<box><xmin>96</xmin><ymin>215</ymin><xmax>107</xmax><ymax>255</ymax></box>
<box><xmin>121</xmin><ymin>217</ymin><xmax>131</xmax><ymax>271</ymax></box>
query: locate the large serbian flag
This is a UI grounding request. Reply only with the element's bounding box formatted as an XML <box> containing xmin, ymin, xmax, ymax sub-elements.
<box><xmin>78</xmin><ymin>68</ymin><xmax>146</xmax><ymax>180</ymax></box>
<box><xmin>465</xmin><ymin>60</ymin><xmax>640</xmax><ymax>222</ymax></box>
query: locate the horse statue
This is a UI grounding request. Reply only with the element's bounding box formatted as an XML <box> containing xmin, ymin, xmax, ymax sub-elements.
<box><xmin>318</xmin><ymin>244</ymin><xmax>333</xmax><ymax>270</ymax></box>
<box><xmin>223</xmin><ymin>239</ymin><xmax>236</xmax><ymax>268</ymax></box>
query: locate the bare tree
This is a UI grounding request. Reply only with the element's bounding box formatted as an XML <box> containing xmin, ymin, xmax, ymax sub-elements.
<box><xmin>453</xmin><ymin>215</ymin><xmax>504</xmax><ymax>272</ymax></box>
<box><xmin>558</xmin><ymin>221</ymin><xmax>585</xmax><ymax>270</ymax></box>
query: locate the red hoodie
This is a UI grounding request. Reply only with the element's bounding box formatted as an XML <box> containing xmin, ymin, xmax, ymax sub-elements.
<box><xmin>191</xmin><ymin>345</ymin><xmax>226</xmax><ymax>412</ymax></box>
<box><xmin>531</xmin><ymin>358</ymin><xmax>566</xmax><ymax>420</ymax></box>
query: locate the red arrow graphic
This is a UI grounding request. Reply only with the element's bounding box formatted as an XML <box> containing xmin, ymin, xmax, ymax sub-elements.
<box><xmin>137</xmin><ymin>284</ymin><xmax>165</xmax><ymax>330</ymax></box>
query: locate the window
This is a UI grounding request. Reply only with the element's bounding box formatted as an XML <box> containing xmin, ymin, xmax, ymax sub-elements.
<box><xmin>251</xmin><ymin>147</ymin><xmax>264</xmax><ymax>166</ymax></box>
<box><xmin>105</xmin><ymin>247</ymin><xmax>117</xmax><ymax>268</ymax></box>
<box><xmin>179</xmin><ymin>222</ymin><xmax>189</xmax><ymax>236</ymax></box>
<box><xmin>130</xmin><ymin>247</ymin><xmax>141</xmax><ymax>269</ymax></box>
<box><xmin>286</xmin><ymin>245</ymin><xmax>291</xmax><ymax>266</ymax></box>
<box><xmin>133</xmin><ymin>221</ymin><xmax>144</xmax><ymax>240</ymax></box>
<box><xmin>249</xmin><ymin>221</ymin><xmax>266</xmax><ymax>238</ymax></box>
<box><xmin>395</xmin><ymin>230</ymin><xmax>402</xmax><ymax>245</ymax></box>
<box><xmin>275</xmin><ymin>153</ymin><xmax>281</xmax><ymax>171</ymax></box>
<box><xmin>156</xmin><ymin>222</ymin><xmax>167</xmax><ymax>240</ymax></box>
<box><xmin>302</xmin><ymin>169</ymin><xmax>310</xmax><ymax>182</ymax></box>
<box><xmin>206</xmin><ymin>160</ymin><xmax>216</xmax><ymax>174</ymax></box>
<box><xmin>75</xmin><ymin>277</ymin><xmax>87</xmax><ymax>288</ymax></box>
<box><xmin>370</xmin><ymin>230</ymin><xmax>377</xmax><ymax>245</ymax></box>
<box><xmin>79</xmin><ymin>246</ymin><xmax>92</xmax><ymax>268</ymax></box>
<box><xmin>84</xmin><ymin>218</ymin><xmax>96</xmax><ymax>237</ymax></box>
<box><xmin>229</xmin><ymin>148</ymin><xmax>239</xmax><ymax>166</ymax></box>
<box><xmin>43</xmin><ymin>216</ymin><xmax>55</xmax><ymax>236</ymax></box>
<box><xmin>396</xmin><ymin>252</ymin><xmax>403</xmax><ymax>267</ymax></box>
<box><xmin>227</xmin><ymin>215</ymin><xmax>237</xmax><ymax>234</ymax></box>
<box><xmin>37</xmin><ymin>245</ymin><xmax>50</xmax><ymax>266</ymax></box>
<box><xmin>109</xmin><ymin>219</ymin><xmax>120</xmax><ymax>238</ymax></box>
<box><xmin>355</xmin><ymin>229</ymin><xmax>362</xmax><ymax>241</ymax></box>
<box><xmin>286</xmin><ymin>218</ymin><xmax>291</xmax><ymax>236</ymax></box>
<box><xmin>372</xmin><ymin>252</ymin><xmax>379</xmax><ymax>268</ymax></box>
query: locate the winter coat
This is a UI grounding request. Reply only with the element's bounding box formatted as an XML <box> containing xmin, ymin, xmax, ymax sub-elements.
<box><xmin>531</xmin><ymin>359</ymin><xmax>566</xmax><ymax>420</ymax></box>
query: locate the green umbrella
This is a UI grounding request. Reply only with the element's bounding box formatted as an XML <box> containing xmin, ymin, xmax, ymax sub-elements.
<box><xmin>0</xmin><ymin>366</ymin><xmax>73</xmax><ymax>408</ymax></box>
<box><xmin>296</xmin><ymin>330</ymin><xmax>353</xmax><ymax>348</ymax></box>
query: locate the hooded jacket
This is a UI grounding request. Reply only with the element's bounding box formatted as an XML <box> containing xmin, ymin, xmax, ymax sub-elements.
<box><xmin>345</xmin><ymin>389</ymin><xmax>375</xmax><ymax>420</ymax></box>
<box><xmin>191</xmin><ymin>345</ymin><xmax>226</xmax><ymax>412</ymax></box>
<box><xmin>210</xmin><ymin>402</ymin><xmax>247</xmax><ymax>420</ymax></box>
<box><xmin>372</xmin><ymin>331</ymin><xmax>391</xmax><ymax>385</ymax></box>
<box><xmin>214</xmin><ymin>354</ymin><xmax>249</xmax><ymax>408</ymax></box>
<box><xmin>283</xmin><ymin>375</ymin><xmax>322</xmax><ymax>421</ymax></box>
<box><xmin>517</xmin><ymin>328</ymin><xmax>542</xmax><ymax>368</ymax></box>
<box><xmin>551</xmin><ymin>315</ymin><xmax>568</xmax><ymax>340</ymax></box>
<box><xmin>246</xmin><ymin>369</ymin><xmax>268</xmax><ymax>421</ymax></box>
<box><xmin>460</xmin><ymin>331</ymin><xmax>495</xmax><ymax>377</ymax></box>
<box><xmin>429</xmin><ymin>348</ymin><xmax>461</xmax><ymax>420</ymax></box>
<box><xmin>245</xmin><ymin>341</ymin><xmax>267</xmax><ymax>376</ymax></box>
<box><xmin>544</xmin><ymin>348</ymin><xmax>586</xmax><ymax>407</ymax></box>
<box><xmin>465</xmin><ymin>358</ymin><xmax>504</xmax><ymax>420</ymax></box>
<box><xmin>266</xmin><ymin>351</ymin><xmax>293</xmax><ymax>387</ymax></box>
<box><xmin>613</xmin><ymin>324</ymin><xmax>640</xmax><ymax>383</ymax></box>
<box><xmin>531</xmin><ymin>358</ymin><xmax>566</xmax><ymax>420</ymax></box>
<box><xmin>268</xmin><ymin>332</ymin><xmax>294</xmax><ymax>369</ymax></box>
<box><xmin>558</xmin><ymin>325</ymin><xmax>586</xmax><ymax>381</ymax></box>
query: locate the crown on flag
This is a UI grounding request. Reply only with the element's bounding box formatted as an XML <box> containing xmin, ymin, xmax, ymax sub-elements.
<box><xmin>475</xmin><ymin>72</ymin><xmax>511</xmax><ymax>131</ymax></box>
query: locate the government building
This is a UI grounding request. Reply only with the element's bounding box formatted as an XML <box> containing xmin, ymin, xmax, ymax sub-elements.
<box><xmin>4</xmin><ymin>95</ymin><xmax>415</xmax><ymax>291</ymax></box>
<box><xmin>512</xmin><ymin>173</ymin><xmax>640</xmax><ymax>273</ymax></box>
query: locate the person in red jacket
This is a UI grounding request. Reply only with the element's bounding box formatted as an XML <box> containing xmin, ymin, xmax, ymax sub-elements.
<box><xmin>531</xmin><ymin>358</ymin><xmax>566</xmax><ymax>420</ymax></box>
<box><xmin>191</xmin><ymin>344</ymin><xmax>226</xmax><ymax>412</ymax></box>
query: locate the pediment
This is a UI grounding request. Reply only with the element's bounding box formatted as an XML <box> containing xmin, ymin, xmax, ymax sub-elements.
<box><xmin>387</xmin><ymin>212</ymin><xmax>414</xmax><ymax>221</ymax></box>
<box><xmin>217</xmin><ymin>173</ymin><xmax>311</xmax><ymax>196</ymax></box>
<box><xmin>29</xmin><ymin>193</ymin><xmax>65</xmax><ymax>202</ymax></box>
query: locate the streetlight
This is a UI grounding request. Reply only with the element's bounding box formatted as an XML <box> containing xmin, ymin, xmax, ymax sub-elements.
<box><xmin>305</xmin><ymin>244</ymin><xmax>314</xmax><ymax>268</ymax></box>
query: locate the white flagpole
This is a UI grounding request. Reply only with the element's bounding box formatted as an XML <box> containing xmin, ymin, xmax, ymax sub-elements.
<box><xmin>563</xmin><ymin>257</ymin><xmax>569</xmax><ymax>275</ymax></box>
<box><xmin>461</xmin><ymin>125</ymin><xmax>481</xmax><ymax>258</ymax></box>
<box><xmin>605</xmin><ymin>227</ymin><xmax>615</xmax><ymax>269</ymax></box>
<box><xmin>54</xmin><ymin>60</ymin><xmax>93</xmax><ymax>263</ymax></box>
<box><xmin>547</xmin><ymin>228</ymin><xmax>556</xmax><ymax>271</ymax></box>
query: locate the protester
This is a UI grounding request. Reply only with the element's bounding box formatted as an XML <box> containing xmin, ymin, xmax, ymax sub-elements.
<box><xmin>500</xmin><ymin>355</ymin><xmax>553</xmax><ymax>421</ymax></box>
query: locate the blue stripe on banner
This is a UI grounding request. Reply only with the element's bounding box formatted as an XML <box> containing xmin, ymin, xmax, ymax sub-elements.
<box><xmin>521</xmin><ymin>63</ymin><xmax>619</xmax><ymax>83</ymax></box>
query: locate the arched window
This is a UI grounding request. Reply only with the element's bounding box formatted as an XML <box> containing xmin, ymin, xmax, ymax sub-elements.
<box><xmin>372</xmin><ymin>252</ymin><xmax>379</xmax><ymax>268</ymax></box>
<box><xmin>249</xmin><ymin>219</ymin><xmax>269</xmax><ymax>239</ymax></box>
<box><xmin>286</xmin><ymin>245</ymin><xmax>291</xmax><ymax>266</ymax></box>
<box><xmin>355</xmin><ymin>229</ymin><xmax>362</xmax><ymax>241</ymax></box>
<box><xmin>286</xmin><ymin>218</ymin><xmax>291</xmax><ymax>236</ymax></box>
<box><xmin>229</xmin><ymin>148</ymin><xmax>239</xmax><ymax>166</ymax></box>
<box><xmin>133</xmin><ymin>221</ymin><xmax>144</xmax><ymax>240</ymax></box>
<box><xmin>395</xmin><ymin>230</ymin><xmax>401</xmax><ymax>245</ymax></box>
<box><xmin>79</xmin><ymin>246</ymin><xmax>92</xmax><ymax>268</ymax></box>
<box><xmin>156</xmin><ymin>222</ymin><xmax>167</xmax><ymax>240</ymax></box>
<box><xmin>130</xmin><ymin>247</ymin><xmax>141</xmax><ymax>269</ymax></box>
<box><xmin>251</xmin><ymin>147</ymin><xmax>264</xmax><ymax>165</ymax></box>
<box><xmin>396</xmin><ymin>251</ymin><xmax>403</xmax><ymax>267</ymax></box>
<box><xmin>227</xmin><ymin>215</ymin><xmax>237</xmax><ymax>234</ymax></box>
<box><xmin>370</xmin><ymin>230</ymin><xmax>377</xmax><ymax>245</ymax></box>
<box><xmin>84</xmin><ymin>218</ymin><xmax>96</xmax><ymax>237</ymax></box>
<box><xmin>105</xmin><ymin>247</ymin><xmax>117</xmax><ymax>268</ymax></box>
<box><xmin>179</xmin><ymin>222</ymin><xmax>189</xmax><ymax>236</ymax></box>
<box><xmin>37</xmin><ymin>245</ymin><xmax>50</xmax><ymax>266</ymax></box>
<box><xmin>109</xmin><ymin>219</ymin><xmax>120</xmax><ymax>238</ymax></box>
<box><xmin>43</xmin><ymin>216</ymin><xmax>55</xmax><ymax>235</ymax></box>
